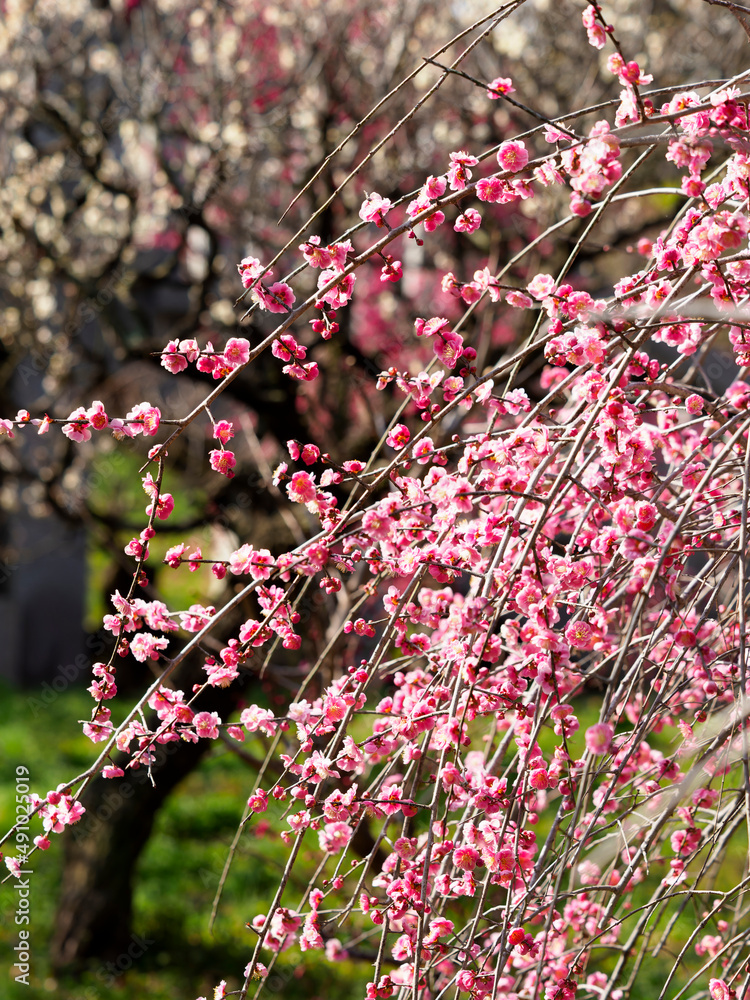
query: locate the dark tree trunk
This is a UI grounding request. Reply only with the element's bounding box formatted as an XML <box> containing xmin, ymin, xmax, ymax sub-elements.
<box><xmin>51</xmin><ymin>665</ymin><xmax>248</xmax><ymax>970</ymax></box>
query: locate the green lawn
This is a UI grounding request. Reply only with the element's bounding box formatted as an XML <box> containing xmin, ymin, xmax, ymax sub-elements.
<box><xmin>0</xmin><ymin>680</ymin><xmax>370</xmax><ymax>1000</ymax></box>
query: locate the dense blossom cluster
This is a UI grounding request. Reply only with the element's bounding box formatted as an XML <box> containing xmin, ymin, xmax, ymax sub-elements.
<box><xmin>4</xmin><ymin>5</ymin><xmax>750</xmax><ymax>1000</ymax></box>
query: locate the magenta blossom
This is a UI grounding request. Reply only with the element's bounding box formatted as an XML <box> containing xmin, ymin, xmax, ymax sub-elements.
<box><xmin>497</xmin><ymin>140</ymin><xmax>530</xmax><ymax>173</ymax></box>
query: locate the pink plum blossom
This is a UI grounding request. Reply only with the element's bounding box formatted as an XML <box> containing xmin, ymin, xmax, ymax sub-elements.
<box><xmin>585</xmin><ymin>722</ymin><xmax>614</xmax><ymax>756</ymax></box>
<box><xmin>487</xmin><ymin>76</ymin><xmax>514</xmax><ymax>98</ymax></box>
<box><xmin>497</xmin><ymin>140</ymin><xmax>529</xmax><ymax>173</ymax></box>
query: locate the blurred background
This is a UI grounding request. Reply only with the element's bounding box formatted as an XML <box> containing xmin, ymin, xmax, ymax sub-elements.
<box><xmin>0</xmin><ymin>0</ymin><xmax>746</xmax><ymax>996</ymax></box>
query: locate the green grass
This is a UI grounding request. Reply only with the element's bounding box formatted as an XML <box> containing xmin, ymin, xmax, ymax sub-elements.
<box><xmin>0</xmin><ymin>680</ymin><xmax>370</xmax><ymax>1000</ymax></box>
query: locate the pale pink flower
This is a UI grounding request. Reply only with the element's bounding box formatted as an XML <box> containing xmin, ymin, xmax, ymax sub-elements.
<box><xmin>83</xmin><ymin>707</ymin><xmax>114</xmax><ymax>743</ymax></box>
<box><xmin>359</xmin><ymin>192</ymin><xmax>393</xmax><ymax>226</ymax></box>
<box><xmin>126</xmin><ymin>402</ymin><xmax>161</xmax><ymax>436</ymax></box>
<box><xmin>447</xmin><ymin>150</ymin><xmax>479</xmax><ymax>191</ymax></box>
<box><xmin>543</xmin><ymin>124</ymin><xmax>571</xmax><ymax>143</ymax></box>
<box><xmin>319</xmin><ymin>821</ymin><xmax>353</xmax><ymax>853</ymax></box>
<box><xmin>205</xmin><ymin>659</ymin><xmax>239</xmax><ymax>687</ymax></box>
<box><xmin>300</xmin><ymin>236</ymin><xmax>334</xmax><ymax>268</ymax></box>
<box><xmin>249</xmin><ymin>548</ymin><xmax>274</xmax><ymax>580</ymax></box>
<box><xmin>529</xmin><ymin>768</ymin><xmax>550</xmax><ymax>790</ymax></box>
<box><xmin>415</xmin><ymin>316</ymin><xmax>450</xmax><ymax>337</ymax></box>
<box><xmin>283</xmin><ymin>361</ymin><xmax>319</xmax><ymax>382</ymax></box>
<box><xmin>228</xmin><ymin>543</ymin><xmax>256</xmax><ymax>575</ymax></box>
<box><xmin>237</xmin><ymin>255</ymin><xmax>265</xmax><ymax>288</ymax></box>
<box><xmin>325</xmin><ymin>938</ymin><xmax>348</xmax><ymax>961</ymax></box>
<box><xmin>570</xmin><ymin>191</ymin><xmax>593</xmax><ymax>217</ymax></box>
<box><xmin>241</xmin><ymin>705</ymin><xmax>276</xmax><ymax>734</ymax></box>
<box><xmin>682</xmin><ymin>462</ymin><xmax>706</xmax><ymax>491</ymax></box>
<box><xmin>457</xmin><ymin>971</ymin><xmax>476</xmax><ymax>992</ymax></box>
<box><xmin>5</xmin><ymin>856</ymin><xmax>23</xmax><ymax>878</ymax></box>
<box><xmin>585</xmin><ymin>722</ymin><xmax>614</xmax><ymax>755</ymax></box>
<box><xmin>62</xmin><ymin>407</ymin><xmax>91</xmax><ymax>442</ymax></box>
<box><xmin>506</xmin><ymin>290</ymin><xmax>533</xmax><ymax>309</ymax></box>
<box><xmin>453</xmin><ymin>845</ymin><xmax>481</xmax><ymax>870</ymax></box>
<box><xmin>130</xmin><ymin>632</ymin><xmax>169</xmax><ymax>662</ymax></box>
<box><xmin>423</xmin><ymin>209</ymin><xmax>445</xmax><ymax>231</ymax></box>
<box><xmin>161</xmin><ymin>339</ymin><xmax>188</xmax><ymax>373</ymax></box>
<box><xmin>582</xmin><ymin>6</ymin><xmax>607</xmax><ymax>48</ymax></box>
<box><xmin>317</xmin><ymin>269</ymin><xmax>356</xmax><ymax>308</ymax></box>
